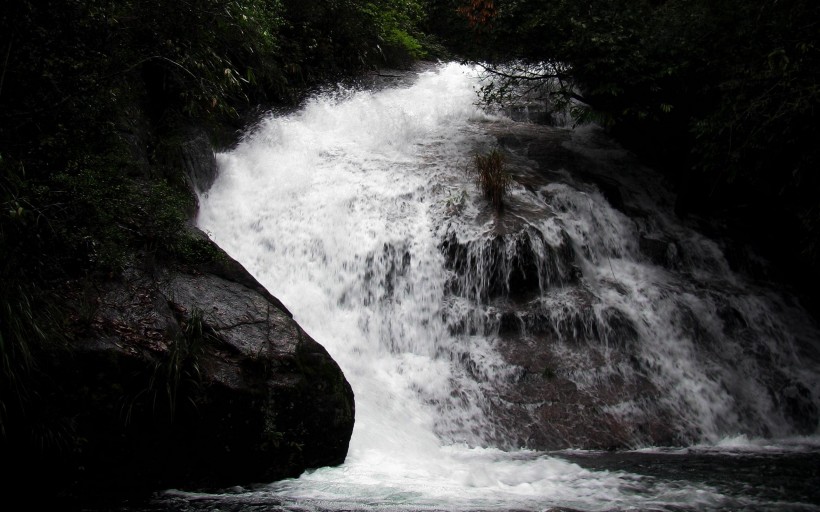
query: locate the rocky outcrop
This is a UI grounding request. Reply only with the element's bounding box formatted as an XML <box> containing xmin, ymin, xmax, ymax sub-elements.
<box><xmin>35</xmin><ymin>235</ymin><xmax>354</xmax><ymax>497</ymax></box>
<box><xmin>179</xmin><ymin>126</ymin><xmax>219</xmax><ymax>195</ymax></box>
<box><xmin>439</xmin><ymin>121</ymin><xmax>820</xmax><ymax>450</ymax></box>
<box><xmin>440</xmin><ymin>224</ymin><xmax>674</xmax><ymax>449</ymax></box>
<box><xmin>436</xmin><ymin>174</ymin><xmax>660</xmax><ymax>448</ymax></box>
<box><xmin>441</xmin><ymin>227</ymin><xmax>578</xmax><ymax>304</ymax></box>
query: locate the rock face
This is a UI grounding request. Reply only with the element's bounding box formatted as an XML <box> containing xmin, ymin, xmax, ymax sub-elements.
<box><xmin>440</xmin><ymin>227</ymin><xmax>675</xmax><ymax>450</ymax></box>
<box><xmin>179</xmin><ymin>126</ymin><xmax>219</xmax><ymax>195</ymax></box>
<box><xmin>44</xmin><ymin>236</ymin><xmax>354</xmax><ymax>495</ymax></box>
<box><xmin>435</xmin><ymin>122</ymin><xmax>820</xmax><ymax>450</ymax></box>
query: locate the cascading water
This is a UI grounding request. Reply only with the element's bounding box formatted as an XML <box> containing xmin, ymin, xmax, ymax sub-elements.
<box><xmin>188</xmin><ymin>63</ymin><xmax>820</xmax><ymax>511</ymax></box>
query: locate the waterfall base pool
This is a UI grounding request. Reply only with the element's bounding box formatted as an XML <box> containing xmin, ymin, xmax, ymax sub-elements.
<box><xmin>98</xmin><ymin>445</ymin><xmax>820</xmax><ymax>511</ymax></box>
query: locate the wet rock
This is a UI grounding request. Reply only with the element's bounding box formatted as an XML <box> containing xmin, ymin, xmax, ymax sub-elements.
<box><xmin>499</xmin><ymin>104</ymin><xmax>555</xmax><ymax>126</ymax></box>
<box><xmin>440</xmin><ymin>226</ymin><xmax>576</xmax><ymax>303</ymax></box>
<box><xmin>179</xmin><ymin>127</ymin><xmax>218</xmax><ymax>195</ymax></box>
<box><xmin>36</xmin><ymin>239</ymin><xmax>354</xmax><ymax>496</ymax></box>
<box><xmin>486</xmin><ymin>330</ymin><xmax>677</xmax><ymax>449</ymax></box>
<box><xmin>779</xmin><ymin>381</ymin><xmax>819</xmax><ymax>435</ymax></box>
<box><xmin>451</xmin><ymin>116</ymin><xmax>820</xmax><ymax>451</ymax></box>
<box><xmin>362</xmin><ymin>243</ymin><xmax>412</xmax><ymax>303</ymax></box>
<box><xmin>589</xmin><ymin>177</ymin><xmax>626</xmax><ymax>213</ymax></box>
<box><xmin>639</xmin><ymin>235</ymin><xmax>680</xmax><ymax>268</ymax></box>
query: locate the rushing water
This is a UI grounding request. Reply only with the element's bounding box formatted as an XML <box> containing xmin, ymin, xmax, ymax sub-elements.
<box><xmin>185</xmin><ymin>63</ymin><xmax>820</xmax><ymax>511</ymax></box>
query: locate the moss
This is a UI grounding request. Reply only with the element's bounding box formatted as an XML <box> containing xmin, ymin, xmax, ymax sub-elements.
<box><xmin>170</xmin><ymin>231</ymin><xmax>227</xmax><ymax>267</ymax></box>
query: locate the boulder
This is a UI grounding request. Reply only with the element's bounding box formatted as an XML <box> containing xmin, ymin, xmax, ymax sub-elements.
<box><xmin>20</xmin><ymin>237</ymin><xmax>354</xmax><ymax>498</ymax></box>
<box><xmin>179</xmin><ymin>127</ymin><xmax>219</xmax><ymax>195</ymax></box>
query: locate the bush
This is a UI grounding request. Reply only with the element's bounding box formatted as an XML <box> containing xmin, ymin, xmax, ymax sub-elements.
<box><xmin>472</xmin><ymin>149</ymin><xmax>511</xmax><ymax>213</ymax></box>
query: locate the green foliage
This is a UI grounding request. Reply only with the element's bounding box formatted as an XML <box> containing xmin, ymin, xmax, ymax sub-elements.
<box><xmin>161</xmin><ymin>306</ymin><xmax>209</xmax><ymax>421</ymax></box>
<box><xmin>127</xmin><ymin>307</ymin><xmax>209</xmax><ymax>425</ymax></box>
<box><xmin>472</xmin><ymin>149</ymin><xmax>512</xmax><ymax>213</ymax></box>
<box><xmin>171</xmin><ymin>230</ymin><xmax>227</xmax><ymax>266</ymax></box>
<box><xmin>0</xmin><ymin>286</ymin><xmax>39</xmax><ymax>437</ymax></box>
<box><xmin>387</xmin><ymin>28</ymin><xmax>426</xmax><ymax>60</ymax></box>
<box><xmin>275</xmin><ymin>0</ymin><xmax>429</xmax><ymax>80</ymax></box>
<box><xmin>120</xmin><ymin>0</ymin><xmax>287</xmax><ymax>118</ymax></box>
<box><xmin>444</xmin><ymin>190</ymin><xmax>468</xmax><ymax>216</ymax></box>
<box><xmin>0</xmin><ymin>283</ymin><xmax>62</xmax><ymax>441</ymax></box>
<box><xmin>362</xmin><ymin>0</ymin><xmax>428</xmax><ymax>62</ymax></box>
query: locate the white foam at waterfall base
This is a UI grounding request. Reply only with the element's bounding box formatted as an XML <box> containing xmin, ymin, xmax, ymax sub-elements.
<box><xmin>196</xmin><ymin>62</ymin><xmax>744</xmax><ymax>510</ymax></box>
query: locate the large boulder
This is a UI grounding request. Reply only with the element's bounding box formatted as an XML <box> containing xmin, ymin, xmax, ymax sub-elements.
<box><xmin>17</xmin><ymin>236</ymin><xmax>354</xmax><ymax>498</ymax></box>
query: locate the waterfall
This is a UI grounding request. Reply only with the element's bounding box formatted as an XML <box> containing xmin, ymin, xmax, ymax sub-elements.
<box><xmin>195</xmin><ymin>62</ymin><xmax>820</xmax><ymax>511</ymax></box>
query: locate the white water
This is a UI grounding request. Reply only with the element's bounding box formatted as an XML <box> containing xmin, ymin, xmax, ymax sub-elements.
<box><xmin>196</xmin><ymin>63</ymin><xmax>820</xmax><ymax>510</ymax></box>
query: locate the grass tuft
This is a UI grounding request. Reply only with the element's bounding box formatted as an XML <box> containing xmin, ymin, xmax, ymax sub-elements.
<box><xmin>472</xmin><ymin>149</ymin><xmax>511</xmax><ymax>213</ymax></box>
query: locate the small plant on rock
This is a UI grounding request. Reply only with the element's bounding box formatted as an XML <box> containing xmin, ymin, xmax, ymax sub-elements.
<box><xmin>472</xmin><ymin>149</ymin><xmax>511</xmax><ymax>213</ymax></box>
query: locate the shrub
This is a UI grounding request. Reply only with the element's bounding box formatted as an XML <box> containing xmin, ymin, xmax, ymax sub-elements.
<box><xmin>472</xmin><ymin>149</ymin><xmax>511</xmax><ymax>213</ymax></box>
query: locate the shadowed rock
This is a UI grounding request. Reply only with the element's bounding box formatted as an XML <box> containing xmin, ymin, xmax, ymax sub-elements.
<box><xmin>32</xmin><ymin>235</ymin><xmax>354</xmax><ymax>497</ymax></box>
